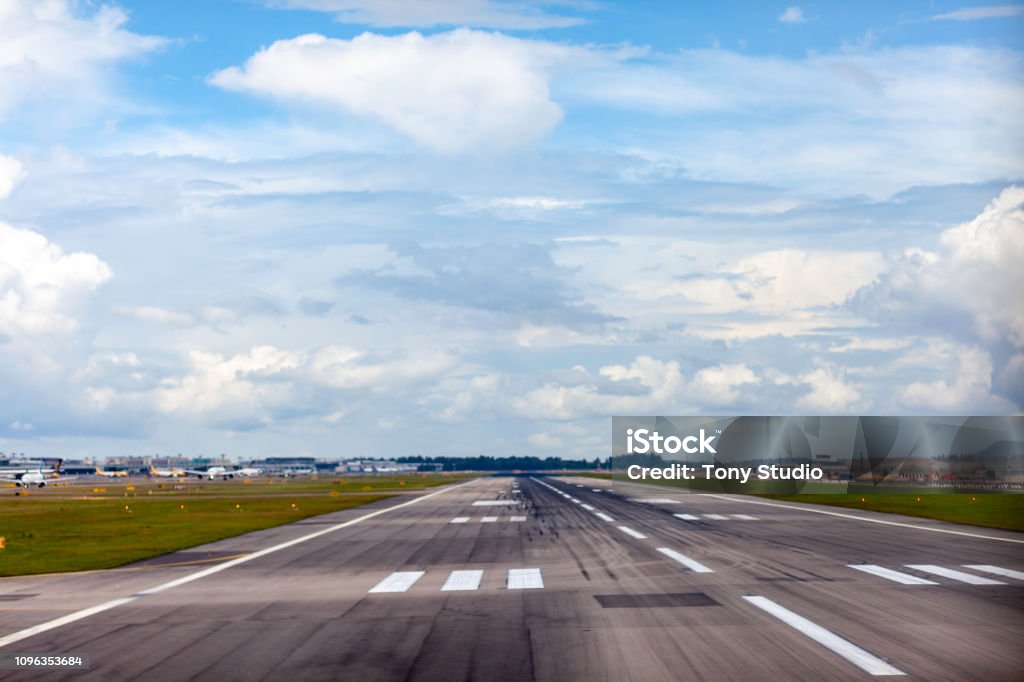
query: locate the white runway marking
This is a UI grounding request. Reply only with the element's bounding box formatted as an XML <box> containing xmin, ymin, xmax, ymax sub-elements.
<box><xmin>449</xmin><ymin>517</ymin><xmax>470</xmax><ymax>524</ymax></box>
<box><xmin>743</xmin><ymin>596</ymin><xmax>904</xmax><ymax>676</ymax></box>
<box><xmin>962</xmin><ymin>564</ymin><xmax>1024</xmax><ymax>581</ymax></box>
<box><xmin>848</xmin><ymin>565</ymin><xmax>938</xmax><ymax>585</ymax></box>
<box><xmin>369</xmin><ymin>571</ymin><xmax>426</xmax><ymax>593</ymax></box>
<box><xmin>630</xmin><ymin>498</ymin><xmax>680</xmax><ymax>504</ymax></box>
<box><xmin>617</xmin><ymin>526</ymin><xmax>647</xmax><ymax>539</ymax></box>
<box><xmin>732</xmin><ymin>514</ymin><xmax>759</xmax><ymax>520</ymax></box>
<box><xmin>507</xmin><ymin>568</ymin><xmax>544</xmax><ymax>589</ymax></box>
<box><xmin>595</xmin><ymin>512</ymin><xmax>614</xmax><ymax>522</ymax></box>
<box><xmin>673</xmin><ymin>513</ymin><xmax>700</xmax><ymax>521</ymax></box>
<box><xmin>703</xmin><ymin>493</ymin><xmax>1024</xmax><ymax>545</ymax></box>
<box><xmin>441</xmin><ymin>570</ymin><xmax>484</xmax><ymax>591</ymax></box>
<box><xmin>510</xmin><ymin>515</ymin><xmax>527</xmax><ymax>522</ymax></box>
<box><xmin>481</xmin><ymin>516</ymin><xmax>498</xmax><ymax>523</ymax></box>
<box><xmin>0</xmin><ymin>478</ymin><xmax>476</xmax><ymax>650</ymax></box>
<box><xmin>656</xmin><ymin>547</ymin><xmax>713</xmax><ymax>573</ymax></box>
<box><xmin>581</xmin><ymin>504</ymin><xmax>595</xmax><ymax>511</ymax></box>
<box><xmin>591</xmin><ymin>489</ymin><xmax>602</xmax><ymax>492</ymax></box>
<box><xmin>905</xmin><ymin>565</ymin><xmax>1005</xmax><ymax>585</ymax></box>
<box><xmin>703</xmin><ymin>514</ymin><xmax>729</xmax><ymax>520</ymax></box>
<box><xmin>571</xmin><ymin>498</ymin><xmax>582</xmax><ymax>503</ymax></box>
<box><xmin>472</xmin><ymin>500</ymin><xmax>517</xmax><ymax>506</ymax></box>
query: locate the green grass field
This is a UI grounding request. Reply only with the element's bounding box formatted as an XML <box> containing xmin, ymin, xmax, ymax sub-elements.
<box><xmin>0</xmin><ymin>474</ymin><xmax>474</xmax><ymax>577</ymax></box>
<box><xmin>758</xmin><ymin>493</ymin><xmax>1024</xmax><ymax>532</ymax></box>
<box><xmin>560</xmin><ymin>472</ymin><xmax>1023</xmax><ymax>532</ymax></box>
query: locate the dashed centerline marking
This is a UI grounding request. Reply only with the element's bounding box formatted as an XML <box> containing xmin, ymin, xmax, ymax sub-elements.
<box><xmin>674</xmin><ymin>513</ymin><xmax>700</xmax><ymax>521</ymax></box>
<box><xmin>656</xmin><ymin>547</ymin><xmax>713</xmax><ymax>573</ymax></box>
<box><xmin>481</xmin><ymin>516</ymin><xmax>498</xmax><ymax>523</ymax></box>
<box><xmin>848</xmin><ymin>565</ymin><xmax>938</xmax><ymax>585</ymax></box>
<box><xmin>450</xmin><ymin>517</ymin><xmax>470</xmax><ymax>524</ymax></box>
<box><xmin>510</xmin><ymin>516</ymin><xmax>527</xmax><ymax>522</ymax></box>
<box><xmin>742</xmin><ymin>596</ymin><xmax>904</xmax><ymax>676</ymax></box>
<box><xmin>905</xmin><ymin>565</ymin><xmax>1005</xmax><ymax>585</ymax></box>
<box><xmin>617</xmin><ymin>526</ymin><xmax>647</xmax><ymax>539</ymax></box>
<box><xmin>595</xmin><ymin>512</ymin><xmax>614</xmax><ymax>522</ymax></box>
<box><xmin>369</xmin><ymin>571</ymin><xmax>425</xmax><ymax>593</ymax></box>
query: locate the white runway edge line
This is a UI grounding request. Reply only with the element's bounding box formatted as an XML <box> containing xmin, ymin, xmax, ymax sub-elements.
<box><xmin>848</xmin><ymin>565</ymin><xmax>938</xmax><ymax>585</ymax></box>
<box><xmin>441</xmin><ymin>570</ymin><xmax>484</xmax><ymax>592</ymax></box>
<box><xmin>656</xmin><ymin>547</ymin><xmax>713</xmax><ymax>573</ymax></box>
<box><xmin>369</xmin><ymin>571</ymin><xmax>425</xmax><ymax>593</ymax></box>
<box><xmin>905</xmin><ymin>565</ymin><xmax>1005</xmax><ymax>585</ymax></box>
<box><xmin>617</xmin><ymin>526</ymin><xmax>648</xmax><ymax>539</ymax></box>
<box><xmin>963</xmin><ymin>564</ymin><xmax>1024</xmax><ymax>581</ymax></box>
<box><xmin>0</xmin><ymin>478</ymin><xmax>477</xmax><ymax>650</ymax></box>
<box><xmin>742</xmin><ymin>596</ymin><xmax>904</xmax><ymax>676</ymax></box>
<box><xmin>703</xmin><ymin>493</ymin><xmax>1024</xmax><ymax>545</ymax></box>
<box><xmin>507</xmin><ymin>568</ymin><xmax>544</xmax><ymax>589</ymax></box>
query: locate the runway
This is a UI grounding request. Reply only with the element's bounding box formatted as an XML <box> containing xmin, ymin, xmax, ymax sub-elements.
<box><xmin>0</xmin><ymin>476</ymin><xmax>1022</xmax><ymax>681</ymax></box>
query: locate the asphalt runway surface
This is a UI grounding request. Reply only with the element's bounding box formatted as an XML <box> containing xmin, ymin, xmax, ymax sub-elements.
<box><xmin>0</xmin><ymin>476</ymin><xmax>1021</xmax><ymax>681</ymax></box>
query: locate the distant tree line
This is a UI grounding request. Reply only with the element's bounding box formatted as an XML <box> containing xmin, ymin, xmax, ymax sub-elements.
<box><xmin>396</xmin><ymin>455</ymin><xmax>606</xmax><ymax>472</ymax></box>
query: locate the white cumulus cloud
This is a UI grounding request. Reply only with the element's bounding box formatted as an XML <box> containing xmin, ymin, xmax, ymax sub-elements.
<box><xmin>0</xmin><ymin>154</ymin><xmax>25</xmax><ymax>198</ymax></box>
<box><xmin>0</xmin><ymin>0</ymin><xmax>164</xmax><ymax>121</ymax></box>
<box><xmin>0</xmin><ymin>222</ymin><xmax>112</xmax><ymax>336</ymax></box>
<box><xmin>211</xmin><ymin>29</ymin><xmax>567</xmax><ymax>153</ymax></box>
<box><xmin>854</xmin><ymin>186</ymin><xmax>1024</xmax><ymax>348</ymax></box>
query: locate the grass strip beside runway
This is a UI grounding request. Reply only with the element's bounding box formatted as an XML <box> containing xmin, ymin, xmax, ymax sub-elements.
<box><xmin>0</xmin><ymin>475</ymin><xmax>472</xmax><ymax>577</ymax></box>
<box><xmin>759</xmin><ymin>493</ymin><xmax>1024</xmax><ymax>532</ymax></box>
<box><xmin>562</xmin><ymin>473</ymin><xmax>1024</xmax><ymax>532</ymax></box>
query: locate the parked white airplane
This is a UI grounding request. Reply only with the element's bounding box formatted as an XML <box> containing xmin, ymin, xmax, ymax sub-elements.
<box><xmin>95</xmin><ymin>466</ymin><xmax>128</xmax><ymax>478</ymax></box>
<box><xmin>187</xmin><ymin>466</ymin><xmax>264</xmax><ymax>479</ymax></box>
<box><xmin>1</xmin><ymin>463</ymin><xmax>77</xmax><ymax>487</ymax></box>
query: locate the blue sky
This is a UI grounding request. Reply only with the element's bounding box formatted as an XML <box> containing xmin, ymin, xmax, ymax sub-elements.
<box><xmin>0</xmin><ymin>1</ymin><xmax>1022</xmax><ymax>460</ymax></box>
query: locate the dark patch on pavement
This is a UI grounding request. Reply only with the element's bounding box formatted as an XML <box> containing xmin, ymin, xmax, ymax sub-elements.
<box><xmin>594</xmin><ymin>592</ymin><xmax>720</xmax><ymax>608</ymax></box>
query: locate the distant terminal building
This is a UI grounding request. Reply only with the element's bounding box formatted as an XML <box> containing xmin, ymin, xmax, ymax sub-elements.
<box><xmin>245</xmin><ymin>456</ymin><xmax>321</xmax><ymax>476</ymax></box>
<box><xmin>61</xmin><ymin>460</ymin><xmax>101</xmax><ymax>475</ymax></box>
<box><xmin>336</xmin><ymin>459</ymin><xmax>421</xmax><ymax>474</ymax></box>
